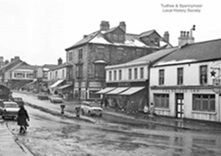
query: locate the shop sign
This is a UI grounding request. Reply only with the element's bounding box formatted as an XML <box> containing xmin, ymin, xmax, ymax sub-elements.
<box><xmin>163</xmin><ymin>89</ymin><xmax>199</xmax><ymax>93</ymax></box>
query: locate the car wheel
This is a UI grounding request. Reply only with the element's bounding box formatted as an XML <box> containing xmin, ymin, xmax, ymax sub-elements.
<box><xmin>99</xmin><ymin>113</ymin><xmax>102</xmax><ymax>117</ymax></box>
<box><xmin>2</xmin><ymin>116</ymin><xmax>5</xmax><ymax>119</ymax></box>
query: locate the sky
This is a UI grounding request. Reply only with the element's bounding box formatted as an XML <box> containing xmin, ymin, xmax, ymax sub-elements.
<box><xmin>0</xmin><ymin>0</ymin><xmax>220</xmax><ymax>65</ymax></box>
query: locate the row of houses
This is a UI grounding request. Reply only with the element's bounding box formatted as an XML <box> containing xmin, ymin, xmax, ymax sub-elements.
<box><xmin>0</xmin><ymin>21</ymin><xmax>220</xmax><ymax>123</ymax></box>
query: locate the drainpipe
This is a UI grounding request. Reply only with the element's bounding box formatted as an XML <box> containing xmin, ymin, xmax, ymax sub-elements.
<box><xmin>147</xmin><ymin>61</ymin><xmax>152</xmax><ymax>106</ymax></box>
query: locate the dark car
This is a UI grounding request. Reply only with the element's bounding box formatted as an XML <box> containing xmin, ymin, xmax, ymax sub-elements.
<box><xmin>37</xmin><ymin>93</ymin><xmax>49</xmax><ymax>100</ymax></box>
<box><xmin>0</xmin><ymin>101</ymin><xmax>19</xmax><ymax>120</ymax></box>
<box><xmin>12</xmin><ymin>97</ymin><xmax>25</xmax><ymax>106</ymax></box>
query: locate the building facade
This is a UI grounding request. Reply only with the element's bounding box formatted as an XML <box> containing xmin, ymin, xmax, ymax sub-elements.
<box><xmin>101</xmin><ymin>47</ymin><xmax>177</xmax><ymax>112</ymax></box>
<box><xmin>65</xmin><ymin>21</ymin><xmax>171</xmax><ymax>100</ymax></box>
<box><xmin>47</xmin><ymin>59</ymin><xmax>73</xmax><ymax>100</ymax></box>
<box><xmin>150</xmin><ymin>38</ymin><xmax>221</xmax><ymax>122</ymax></box>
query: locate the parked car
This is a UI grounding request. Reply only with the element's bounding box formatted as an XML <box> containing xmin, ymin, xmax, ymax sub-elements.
<box><xmin>49</xmin><ymin>95</ymin><xmax>63</xmax><ymax>103</ymax></box>
<box><xmin>0</xmin><ymin>101</ymin><xmax>19</xmax><ymax>120</ymax></box>
<box><xmin>81</xmin><ymin>101</ymin><xmax>103</xmax><ymax>117</ymax></box>
<box><xmin>12</xmin><ymin>97</ymin><xmax>24</xmax><ymax>106</ymax></box>
<box><xmin>37</xmin><ymin>93</ymin><xmax>49</xmax><ymax>100</ymax></box>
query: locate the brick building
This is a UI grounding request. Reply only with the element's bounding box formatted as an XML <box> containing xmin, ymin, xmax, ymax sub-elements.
<box><xmin>65</xmin><ymin>21</ymin><xmax>172</xmax><ymax>100</ymax></box>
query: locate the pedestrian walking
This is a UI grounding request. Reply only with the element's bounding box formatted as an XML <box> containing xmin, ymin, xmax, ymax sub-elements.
<box><xmin>17</xmin><ymin>105</ymin><xmax>30</xmax><ymax>134</ymax></box>
<box><xmin>143</xmin><ymin>104</ymin><xmax>149</xmax><ymax>119</ymax></box>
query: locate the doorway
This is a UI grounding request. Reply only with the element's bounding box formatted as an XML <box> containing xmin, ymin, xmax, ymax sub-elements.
<box><xmin>175</xmin><ymin>93</ymin><xmax>184</xmax><ymax>118</ymax></box>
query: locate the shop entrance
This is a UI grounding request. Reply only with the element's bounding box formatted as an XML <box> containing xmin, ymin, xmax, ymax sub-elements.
<box><xmin>175</xmin><ymin>93</ymin><xmax>184</xmax><ymax>118</ymax></box>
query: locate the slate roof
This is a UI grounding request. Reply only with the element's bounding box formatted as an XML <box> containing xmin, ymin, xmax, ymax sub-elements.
<box><xmin>14</xmin><ymin>65</ymin><xmax>39</xmax><ymax>70</ymax></box>
<box><xmin>49</xmin><ymin>62</ymin><xmax>73</xmax><ymax>71</ymax></box>
<box><xmin>106</xmin><ymin>47</ymin><xmax>178</xmax><ymax>69</ymax></box>
<box><xmin>0</xmin><ymin>59</ymin><xmax>28</xmax><ymax>73</ymax></box>
<box><xmin>65</xmin><ymin>25</ymin><xmax>171</xmax><ymax>50</ymax></box>
<box><xmin>153</xmin><ymin>38</ymin><xmax>221</xmax><ymax>67</ymax></box>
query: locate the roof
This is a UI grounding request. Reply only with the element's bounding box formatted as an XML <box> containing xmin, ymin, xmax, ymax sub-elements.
<box><xmin>65</xmin><ymin>25</ymin><xmax>171</xmax><ymax>50</ymax></box>
<box><xmin>106</xmin><ymin>47</ymin><xmax>177</xmax><ymax>69</ymax></box>
<box><xmin>0</xmin><ymin>59</ymin><xmax>28</xmax><ymax>74</ymax></box>
<box><xmin>49</xmin><ymin>62</ymin><xmax>73</xmax><ymax>71</ymax></box>
<box><xmin>42</xmin><ymin>64</ymin><xmax>58</xmax><ymax>69</ymax></box>
<box><xmin>14</xmin><ymin>65</ymin><xmax>38</xmax><ymax>70</ymax></box>
<box><xmin>154</xmin><ymin>38</ymin><xmax>221</xmax><ymax>66</ymax></box>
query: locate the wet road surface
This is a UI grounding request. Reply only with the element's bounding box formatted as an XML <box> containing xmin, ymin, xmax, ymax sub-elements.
<box><xmin>2</xmin><ymin>93</ymin><xmax>221</xmax><ymax>156</ymax></box>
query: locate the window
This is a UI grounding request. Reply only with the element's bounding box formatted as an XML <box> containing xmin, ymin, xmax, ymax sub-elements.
<box><xmin>159</xmin><ymin>69</ymin><xmax>164</xmax><ymax>85</ymax></box>
<box><xmin>94</xmin><ymin>64</ymin><xmax>105</xmax><ymax>78</ymax></box>
<box><xmin>62</xmin><ymin>70</ymin><xmax>65</xmax><ymax>78</ymax></box>
<box><xmin>140</xmin><ymin>67</ymin><xmax>144</xmax><ymax>79</ymax></box>
<box><xmin>177</xmin><ymin>68</ymin><xmax>183</xmax><ymax>85</ymax></box>
<box><xmin>114</xmin><ymin>70</ymin><xmax>117</xmax><ymax>80</ymax></box>
<box><xmin>69</xmin><ymin>52</ymin><xmax>73</xmax><ymax>61</ymax></box>
<box><xmin>27</xmin><ymin>73</ymin><xmax>33</xmax><ymax>78</ymax></box>
<box><xmin>55</xmin><ymin>71</ymin><xmax>58</xmax><ymax>79</ymax></box>
<box><xmin>76</xmin><ymin>64</ymin><xmax>83</xmax><ymax>79</ymax></box>
<box><xmin>200</xmin><ymin>65</ymin><xmax>207</xmax><ymax>85</ymax></box>
<box><xmin>134</xmin><ymin>68</ymin><xmax>138</xmax><ymax>79</ymax></box>
<box><xmin>109</xmin><ymin>71</ymin><xmax>112</xmax><ymax>81</ymax></box>
<box><xmin>128</xmin><ymin>69</ymin><xmax>132</xmax><ymax>80</ymax></box>
<box><xmin>78</xmin><ymin>49</ymin><xmax>83</xmax><ymax>60</ymax></box>
<box><xmin>119</xmin><ymin>70</ymin><xmax>122</xmax><ymax>80</ymax></box>
<box><xmin>154</xmin><ymin>94</ymin><xmax>169</xmax><ymax>108</ymax></box>
<box><xmin>193</xmin><ymin>94</ymin><xmax>215</xmax><ymax>112</ymax></box>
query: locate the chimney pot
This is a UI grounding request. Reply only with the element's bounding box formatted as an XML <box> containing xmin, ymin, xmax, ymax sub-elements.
<box><xmin>119</xmin><ymin>21</ymin><xmax>126</xmax><ymax>32</ymax></box>
<box><xmin>163</xmin><ymin>31</ymin><xmax>169</xmax><ymax>43</ymax></box>
<box><xmin>100</xmin><ymin>21</ymin><xmax>110</xmax><ymax>31</ymax></box>
<box><xmin>58</xmin><ymin>58</ymin><xmax>63</xmax><ymax>65</ymax></box>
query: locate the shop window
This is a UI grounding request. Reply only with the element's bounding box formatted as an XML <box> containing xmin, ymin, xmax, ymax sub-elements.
<box><xmin>177</xmin><ymin>67</ymin><xmax>183</xmax><ymax>85</ymax></box>
<box><xmin>154</xmin><ymin>94</ymin><xmax>169</xmax><ymax>108</ymax></box>
<box><xmin>192</xmin><ymin>94</ymin><xmax>215</xmax><ymax>112</ymax></box>
<box><xmin>159</xmin><ymin>69</ymin><xmax>164</xmax><ymax>85</ymax></box>
<box><xmin>200</xmin><ymin>65</ymin><xmax>207</xmax><ymax>85</ymax></box>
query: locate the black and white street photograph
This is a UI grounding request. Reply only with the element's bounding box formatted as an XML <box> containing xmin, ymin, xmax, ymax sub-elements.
<box><xmin>0</xmin><ymin>0</ymin><xmax>221</xmax><ymax>156</ymax></box>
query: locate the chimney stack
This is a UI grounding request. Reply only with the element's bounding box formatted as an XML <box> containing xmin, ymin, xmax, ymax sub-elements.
<box><xmin>163</xmin><ymin>31</ymin><xmax>169</xmax><ymax>43</ymax></box>
<box><xmin>178</xmin><ymin>25</ymin><xmax>195</xmax><ymax>47</ymax></box>
<box><xmin>58</xmin><ymin>58</ymin><xmax>63</xmax><ymax>65</ymax></box>
<box><xmin>100</xmin><ymin>21</ymin><xmax>110</xmax><ymax>31</ymax></box>
<box><xmin>119</xmin><ymin>21</ymin><xmax>126</xmax><ymax>32</ymax></box>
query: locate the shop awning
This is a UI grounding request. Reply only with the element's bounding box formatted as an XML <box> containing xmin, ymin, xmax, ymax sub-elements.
<box><xmin>49</xmin><ymin>79</ymin><xmax>65</xmax><ymax>88</ymax></box>
<box><xmin>57</xmin><ymin>84</ymin><xmax>73</xmax><ymax>90</ymax></box>
<box><xmin>119</xmin><ymin>87</ymin><xmax>145</xmax><ymax>95</ymax></box>
<box><xmin>96</xmin><ymin>87</ymin><xmax>116</xmax><ymax>94</ymax></box>
<box><xmin>106</xmin><ymin>87</ymin><xmax>129</xmax><ymax>95</ymax></box>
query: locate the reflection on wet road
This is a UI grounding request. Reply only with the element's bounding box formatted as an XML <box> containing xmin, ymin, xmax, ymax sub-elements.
<box><xmin>4</xmin><ymin>105</ymin><xmax>220</xmax><ymax>156</ymax></box>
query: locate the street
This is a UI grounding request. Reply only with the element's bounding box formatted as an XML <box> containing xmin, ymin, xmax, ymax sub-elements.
<box><xmin>0</xmin><ymin>92</ymin><xmax>221</xmax><ymax>156</ymax></box>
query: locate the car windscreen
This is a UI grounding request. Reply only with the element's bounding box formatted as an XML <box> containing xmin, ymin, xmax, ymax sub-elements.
<box><xmin>4</xmin><ymin>103</ymin><xmax>18</xmax><ymax>108</ymax></box>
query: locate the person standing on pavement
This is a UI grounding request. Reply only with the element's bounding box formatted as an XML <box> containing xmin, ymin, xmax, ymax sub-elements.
<box><xmin>149</xmin><ymin>102</ymin><xmax>155</xmax><ymax>118</ymax></box>
<box><xmin>17</xmin><ymin>105</ymin><xmax>30</xmax><ymax>134</ymax></box>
